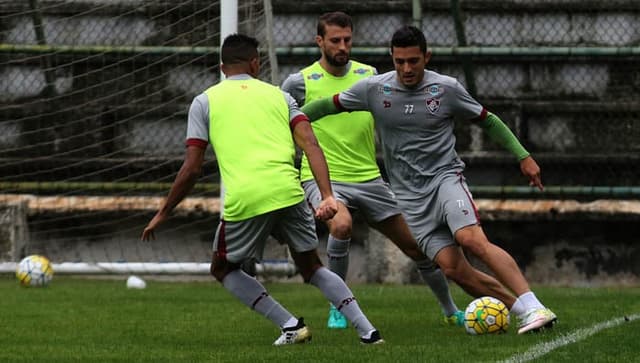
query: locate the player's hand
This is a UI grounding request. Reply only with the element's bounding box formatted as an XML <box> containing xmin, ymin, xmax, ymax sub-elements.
<box><xmin>141</xmin><ymin>212</ymin><xmax>168</xmax><ymax>241</ymax></box>
<box><xmin>315</xmin><ymin>195</ymin><xmax>338</xmax><ymax>220</ymax></box>
<box><xmin>520</xmin><ymin>156</ymin><xmax>544</xmax><ymax>191</ymax></box>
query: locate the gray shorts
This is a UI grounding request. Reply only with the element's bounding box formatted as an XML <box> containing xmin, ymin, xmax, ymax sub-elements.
<box><xmin>212</xmin><ymin>200</ymin><xmax>318</xmax><ymax>264</ymax></box>
<box><xmin>302</xmin><ymin>177</ymin><xmax>400</xmax><ymax>224</ymax></box>
<box><xmin>399</xmin><ymin>171</ymin><xmax>479</xmax><ymax>260</ymax></box>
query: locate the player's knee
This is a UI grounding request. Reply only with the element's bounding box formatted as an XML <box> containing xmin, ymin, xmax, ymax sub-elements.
<box><xmin>415</xmin><ymin>258</ymin><xmax>436</xmax><ymax>273</ymax></box>
<box><xmin>329</xmin><ymin>222</ymin><xmax>352</xmax><ymax>240</ymax></box>
<box><xmin>440</xmin><ymin>265</ymin><xmax>459</xmax><ymax>281</ymax></box>
<box><xmin>210</xmin><ymin>262</ymin><xmax>224</xmax><ymax>282</ymax></box>
<box><xmin>328</xmin><ymin>211</ymin><xmax>352</xmax><ymax>239</ymax></box>
<box><xmin>294</xmin><ymin>252</ymin><xmax>323</xmax><ymax>282</ymax></box>
<box><xmin>298</xmin><ymin>265</ymin><xmax>320</xmax><ymax>283</ymax></box>
<box><xmin>461</xmin><ymin>239</ymin><xmax>491</xmax><ymax>258</ymax></box>
<box><xmin>210</xmin><ymin>255</ymin><xmax>239</xmax><ymax>282</ymax></box>
<box><xmin>402</xmin><ymin>246</ymin><xmax>426</xmax><ymax>261</ymax></box>
<box><xmin>438</xmin><ymin>259</ymin><xmax>467</xmax><ymax>284</ymax></box>
<box><xmin>455</xmin><ymin>228</ymin><xmax>489</xmax><ymax>256</ymax></box>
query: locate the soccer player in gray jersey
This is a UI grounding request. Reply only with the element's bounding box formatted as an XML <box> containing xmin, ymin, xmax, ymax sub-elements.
<box><xmin>282</xmin><ymin>11</ymin><xmax>463</xmax><ymax>330</ymax></box>
<box><xmin>302</xmin><ymin>25</ymin><xmax>557</xmax><ymax>334</ymax></box>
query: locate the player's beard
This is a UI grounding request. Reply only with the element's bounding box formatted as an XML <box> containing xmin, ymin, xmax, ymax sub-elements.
<box><xmin>326</xmin><ymin>51</ymin><xmax>349</xmax><ymax>67</ymax></box>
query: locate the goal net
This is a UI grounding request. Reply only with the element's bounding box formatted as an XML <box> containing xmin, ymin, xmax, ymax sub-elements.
<box><xmin>0</xmin><ymin>0</ymin><xmax>294</xmax><ymax>275</ymax></box>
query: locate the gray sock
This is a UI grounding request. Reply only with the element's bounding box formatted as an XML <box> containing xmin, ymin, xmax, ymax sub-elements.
<box><xmin>222</xmin><ymin>269</ymin><xmax>293</xmax><ymax>328</ymax></box>
<box><xmin>309</xmin><ymin>267</ymin><xmax>375</xmax><ymax>337</ymax></box>
<box><xmin>327</xmin><ymin>235</ymin><xmax>350</xmax><ymax>280</ymax></box>
<box><xmin>416</xmin><ymin>259</ymin><xmax>459</xmax><ymax>316</ymax></box>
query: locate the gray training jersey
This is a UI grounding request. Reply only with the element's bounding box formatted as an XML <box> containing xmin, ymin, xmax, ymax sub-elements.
<box><xmin>337</xmin><ymin>70</ymin><xmax>484</xmax><ymax>199</ymax></box>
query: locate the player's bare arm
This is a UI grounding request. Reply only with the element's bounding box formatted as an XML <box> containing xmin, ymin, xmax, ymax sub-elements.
<box><xmin>141</xmin><ymin>145</ymin><xmax>205</xmax><ymax>240</ymax></box>
<box><xmin>292</xmin><ymin>119</ymin><xmax>337</xmax><ymax>220</ymax></box>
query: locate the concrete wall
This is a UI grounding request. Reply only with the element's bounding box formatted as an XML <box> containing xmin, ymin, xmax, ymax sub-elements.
<box><xmin>16</xmin><ymin>211</ymin><xmax>640</xmax><ymax>286</ymax></box>
<box><xmin>0</xmin><ymin>202</ymin><xmax>28</xmax><ymax>262</ymax></box>
<box><xmin>2</xmin><ymin>196</ymin><xmax>638</xmax><ymax>286</ymax></box>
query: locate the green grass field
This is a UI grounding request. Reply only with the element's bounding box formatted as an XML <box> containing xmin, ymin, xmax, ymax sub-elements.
<box><xmin>1</xmin><ymin>276</ymin><xmax>639</xmax><ymax>363</ymax></box>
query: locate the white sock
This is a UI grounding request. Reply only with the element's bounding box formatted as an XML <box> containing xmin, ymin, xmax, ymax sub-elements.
<box><xmin>282</xmin><ymin>316</ymin><xmax>298</xmax><ymax>329</ymax></box>
<box><xmin>361</xmin><ymin>329</ymin><xmax>377</xmax><ymax>339</ymax></box>
<box><xmin>511</xmin><ymin>297</ymin><xmax>526</xmax><ymax>316</ymax></box>
<box><xmin>517</xmin><ymin>291</ymin><xmax>545</xmax><ymax>312</ymax></box>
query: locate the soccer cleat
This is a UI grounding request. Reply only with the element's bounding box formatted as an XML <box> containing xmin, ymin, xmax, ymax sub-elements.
<box><xmin>517</xmin><ymin>308</ymin><xmax>558</xmax><ymax>334</ymax></box>
<box><xmin>543</xmin><ymin>308</ymin><xmax>558</xmax><ymax>328</ymax></box>
<box><xmin>327</xmin><ymin>304</ymin><xmax>348</xmax><ymax>329</ymax></box>
<box><xmin>360</xmin><ymin>330</ymin><xmax>385</xmax><ymax>345</ymax></box>
<box><xmin>273</xmin><ymin>317</ymin><xmax>312</xmax><ymax>345</ymax></box>
<box><xmin>443</xmin><ymin>310</ymin><xmax>465</xmax><ymax>327</ymax></box>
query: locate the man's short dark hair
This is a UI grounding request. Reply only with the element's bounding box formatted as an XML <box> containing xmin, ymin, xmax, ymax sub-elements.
<box><xmin>390</xmin><ymin>25</ymin><xmax>428</xmax><ymax>53</ymax></box>
<box><xmin>221</xmin><ymin>33</ymin><xmax>259</xmax><ymax>65</ymax></box>
<box><xmin>317</xmin><ymin>11</ymin><xmax>353</xmax><ymax>37</ymax></box>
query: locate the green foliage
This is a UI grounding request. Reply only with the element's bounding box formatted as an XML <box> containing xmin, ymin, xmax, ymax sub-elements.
<box><xmin>0</xmin><ymin>276</ymin><xmax>638</xmax><ymax>363</ymax></box>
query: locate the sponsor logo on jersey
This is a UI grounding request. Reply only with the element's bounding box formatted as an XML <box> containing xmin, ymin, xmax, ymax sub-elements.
<box><xmin>383</xmin><ymin>100</ymin><xmax>391</xmax><ymax>108</ymax></box>
<box><xmin>428</xmin><ymin>84</ymin><xmax>441</xmax><ymax>96</ymax></box>
<box><xmin>353</xmin><ymin>68</ymin><xmax>370</xmax><ymax>75</ymax></box>
<box><xmin>306</xmin><ymin>73</ymin><xmax>324</xmax><ymax>80</ymax></box>
<box><xmin>426</xmin><ymin>98</ymin><xmax>440</xmax><ymax>114</ymax></box>
<box><xmin>378</xmin><ymin>83</ymin><xmax>393</xmax><ymax>95</ymax></box>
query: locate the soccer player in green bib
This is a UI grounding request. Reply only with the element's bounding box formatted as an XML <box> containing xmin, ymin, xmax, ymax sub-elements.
<box><xmin>142</xmin><ymin>34</ymin><xmax>383</xmax><ymax>345</ymax></box>
<box><xmin>282</xmin><ymin>12</ymin><xmax>464</xmax><ymax>330</ymax></box>
<box><xmin>301</xmin><ymin>25</ymin><xmax>558</xmax><ymax>334</ymax></box>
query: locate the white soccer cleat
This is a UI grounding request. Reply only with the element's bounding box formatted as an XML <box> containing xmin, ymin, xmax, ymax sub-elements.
<box><xmin>517</xmin><ymin>308</ymin><xmax>557</xmax><ymax>334</ymax></box>
<box><xmin>273</xmin><ymin>318</ymin><xmax>312</xmax><ymax>346</ymax></box>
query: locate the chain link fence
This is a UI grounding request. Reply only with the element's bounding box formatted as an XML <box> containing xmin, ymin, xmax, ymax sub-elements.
<box><xmin>0</xmin><ymin>0</ymin><xmax>638</xmax><ymax>198</ymax></box>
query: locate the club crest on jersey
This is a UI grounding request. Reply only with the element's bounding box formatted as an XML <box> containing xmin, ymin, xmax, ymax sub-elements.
<box><xmin>383</xmin><ymin>100</ymin><xmax>391</xmax><ymax>108</ymax></box>
<box><xmin>426</xmin><ymin>98</ymin><xmax>440</xmax><ymax>114</ymax></box>
<box><xmin>353</xmin><ymin>68</ymin><xmax>370</xmax><ymax>75</ymax></box>
<box><xmin>306</xmin><ymin>73</ymin><xmax>324</xmax><ymax>80</ymax></box>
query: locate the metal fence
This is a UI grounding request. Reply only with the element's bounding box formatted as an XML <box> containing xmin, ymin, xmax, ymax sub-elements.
<box><xmin>0</xmin><ymin>0</ymin><xmax>639</xmax><ymax>198</ymax></box>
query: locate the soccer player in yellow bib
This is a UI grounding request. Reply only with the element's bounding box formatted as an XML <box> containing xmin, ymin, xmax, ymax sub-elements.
<box><xmin>142</xmin><ymin>34</ymin><xmax>383</xmax><ymax>345</ymax></box>
<box><xmin>282</xmin><ymin>11</ymin><xmax>464</xmax><ymax>330</ymax></box>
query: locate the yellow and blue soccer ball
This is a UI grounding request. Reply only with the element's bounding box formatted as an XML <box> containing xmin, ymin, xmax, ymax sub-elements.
<box><xmin>464</xmin><ymin>296</ymin><xmax>510</xmax><ymax>335</ymax></box>
<box><xmin>16</xmin><ymin>255</ymin><xmax>54</xmax><ymax>287</ymax></box>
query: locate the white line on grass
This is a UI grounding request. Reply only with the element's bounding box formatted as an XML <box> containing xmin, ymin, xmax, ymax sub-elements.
<box><xmin>500</xmin><ymin>313</ymin><xmax>640</xmax><ymax>363</ymax></box>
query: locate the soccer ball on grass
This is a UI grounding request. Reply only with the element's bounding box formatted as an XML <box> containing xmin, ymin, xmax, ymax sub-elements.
<box><xmin>16</xmin><ymin>255</ymin><xmax>54</xmax><ymax>287</ymax></box>
<box><xmin>464</xmin><ymin>296</ymin><xmax>509</xmax><ymax>335</ymax></box>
